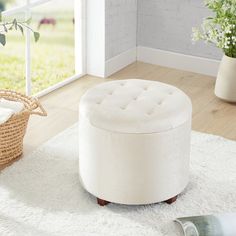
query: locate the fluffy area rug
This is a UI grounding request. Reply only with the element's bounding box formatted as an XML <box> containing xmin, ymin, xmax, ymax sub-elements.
<box><xmin>0</xmin><ymin>124</ymin><xmax>236</xmax><ymax>236</ymax></box>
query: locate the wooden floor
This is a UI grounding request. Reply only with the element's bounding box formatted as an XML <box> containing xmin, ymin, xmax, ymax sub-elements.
<box><xmin>16</xmin><ymin>61</ymin><xmax>236</xmax><ymax>159</ymax></box>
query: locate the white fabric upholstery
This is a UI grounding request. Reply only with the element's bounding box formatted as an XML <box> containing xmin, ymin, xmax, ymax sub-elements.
<box><xmin>79</xmin><ymin>79</ymin><xmax>192</xmax><ymax>205</ymax></box>
<box><xmin>80</xmin><ymin>79</ymin><xmax>192</xmax><ymax>133</ymax></box>
<box><xmin>0</xmin><ymin>98</ymin><xmax>24</xmax><ymax>114</ymax></box>
<box><xmin>0</xmin><ymin>99</ymin><xmax>24</xmax><ymax>125</ymax></box>
<box><xmin>0</xmin><ymin>107</ymin><xmax>14</xmax><ymax>125</ymax></box>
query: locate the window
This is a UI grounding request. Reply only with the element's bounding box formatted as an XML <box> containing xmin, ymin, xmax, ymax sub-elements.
<box><xmin>1</xmin><ymin>0</ymin><xmax>85</xmax><ymax>96</ymax></box>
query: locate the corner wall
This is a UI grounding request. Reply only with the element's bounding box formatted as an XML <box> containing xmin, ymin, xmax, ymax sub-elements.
<box><xmin>87</xmin><ymin>0</ymin><xmax>222</xmax><ymax>78</ymax></box>
<box><xmin>137</xmin><ymin>0</ymin><xmax>222</xmax><ymax>60</ymax></box>
<box><xmin>105</xmin><ymin>0</ymin><xmax>137</xmax><ymax>60</ymax></box>
<box><xmin>105</xmin><ymin>0</ymin><xmax>137</xmax><ymax>77</ymax></box>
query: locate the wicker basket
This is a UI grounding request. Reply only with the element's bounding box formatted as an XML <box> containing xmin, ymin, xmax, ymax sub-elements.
<box><xmin>0</xmin><ymin>90</ymin><xmax>47</xmax><ymax>165</ymax></box>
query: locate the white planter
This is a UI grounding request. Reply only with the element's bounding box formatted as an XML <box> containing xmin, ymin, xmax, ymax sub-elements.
<box><xmin>215</xmin><ymin>55</ymin><xmax>236</xmax><ymax>102</ymax></box>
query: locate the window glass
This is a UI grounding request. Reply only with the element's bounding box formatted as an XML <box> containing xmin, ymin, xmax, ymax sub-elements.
<box><xmin>30</xmin><ymin>0</ymin><xmax>75</xmax><ymax>94</ymax></box>
<box><xmin>0</xmin><ymin>12</ymin><xmax>26</xmax><ymax>93</ymax></box>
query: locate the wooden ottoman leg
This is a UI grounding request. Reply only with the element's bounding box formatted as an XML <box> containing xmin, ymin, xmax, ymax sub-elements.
<box><xmin>165</xmin><ymin>195</ymin><xmax>178</xmax><ymax>204</ymax></box>
<box><xmin>97</xmin><ymin>198</ymin><xmax>110</xmax><ymax>206</ymax></box>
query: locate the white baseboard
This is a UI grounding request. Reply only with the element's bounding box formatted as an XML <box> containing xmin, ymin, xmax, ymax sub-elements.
<box><xmin>137</xmin><ymin>46</ymin><xmax>220</xmax><ymax>77</ymax></box>
<box><xmin>100</xmin><ymin>46</ymin><xmax>220</xmax><ymax>78</ymax></box>
<box><xmin>105</xmin><ymin>48</ymin><xmax>137</xmax><ymax>77</ymax></box>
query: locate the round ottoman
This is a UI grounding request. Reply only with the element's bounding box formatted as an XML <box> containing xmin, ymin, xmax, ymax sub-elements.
<box><xmin>79</xmin><ymin>79</ymin><xmax>192</xmax><ymax>206</ymax></box>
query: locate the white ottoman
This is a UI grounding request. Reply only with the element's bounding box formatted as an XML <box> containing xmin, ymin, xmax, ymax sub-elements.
<box><xmin>79</xmin><ymin>79</ymin><xmax>192</xmax><ymax>206</ymax></box>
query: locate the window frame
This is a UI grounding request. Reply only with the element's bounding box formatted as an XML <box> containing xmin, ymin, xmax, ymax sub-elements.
<box><xmin>2</xmin><ymin>0</ymin><xmax>86</xmax><ymax>97</ymax></box>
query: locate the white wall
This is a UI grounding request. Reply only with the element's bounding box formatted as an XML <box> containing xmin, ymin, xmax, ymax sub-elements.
<box><xmin>137</xmin><ymin>0</ymin><xmax>222</xmax><ymax>60</ymax></box>
<box><xmin>86</xmin><ymin>0</ymin><xmax>106</xmax><ymax>77</ymax></box>
<box><xmin>87</xmin><ymin>0</ymin><xmax>221</xmax><ymax>78</ymax></box>
<box><xmin>105</xmin><ymin>0</ymin><xmax>137</xmax><ymax>76</ymax></box>
<box><xmin>105</xmin><ymin>0</ymin><xmax>137</xmax><ymax>60</ymax></box>
<box><xmin>86</xmin><ymin>0</ymin><xmax>137</xmax><ymax>77</ymax></box>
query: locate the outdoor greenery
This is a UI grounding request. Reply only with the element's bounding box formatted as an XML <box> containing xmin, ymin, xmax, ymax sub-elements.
<box><xmin>0</xmin><ymin>15</ymin><xmax>40</xmax><ymax>46</ymax></box>
<box><xmin>0</xmin><ymin>10</ymin><xmax>75</xmax><ymax>94</ymax></box>
<box><xmin>192</xmin><ymin>0</ymin><xmax>236</xmax><ymax>58</ymax></box>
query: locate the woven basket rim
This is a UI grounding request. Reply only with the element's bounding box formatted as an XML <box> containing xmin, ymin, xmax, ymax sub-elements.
<box><xmin>0</xmin><ymin>89</ymin><xmax>38</xmax><ymax>115</ymax></box>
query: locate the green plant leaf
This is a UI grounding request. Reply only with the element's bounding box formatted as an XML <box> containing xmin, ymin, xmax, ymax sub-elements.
<box><xmin>13</xmin><ymin>19</ymin><xmax>17</xmax><ymax>30</ymax></box>
<box><xmin>18</xmin><ymin>24</ymin><xmax>24</xmax><ymax>35</ymax></box>
<box><xmin>0</xmin><ymin>33</ymin><xmax>6</xmax><ymax>46</ymax></box>
<box><xmin>26</xmin><ymin>18</ymin><xmax>32</xmax><ymax>24</ymax></box>
<box><xmin>0</xmin><ymin>13</ymin><xmax>2</xmax><ymax>22</ymax></box>
<box><xmin>3</xmin><ymin>24</ymin><xmax>8</xmax><ymax>32</ymax></box>
<box><xmin>8</xmin><ymin>23</ymin><xmax>14</xmax><ymax>30</ymax></box>
<box><xmin>33</xmin><ymin>32</ymin><xmax>40</xmax><ymax>42</ymax></box>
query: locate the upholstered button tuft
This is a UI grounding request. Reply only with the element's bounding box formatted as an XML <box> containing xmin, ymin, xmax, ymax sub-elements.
<box><xmin>147</xmin><ymin>110</ymin><xmax>154</xmax><ymax>115</ymax></box>
<box><xmin>80</xmin><ymin>79</ymin><xmax>192</xmax><ymax>134</ymax></box>
<box><xmin>121</xmin><ymin>103</ymin><xmax>130</xmax><ymax>110</ymax></box>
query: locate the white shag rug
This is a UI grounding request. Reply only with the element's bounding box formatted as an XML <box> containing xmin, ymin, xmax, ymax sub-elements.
<box><xmin>0</xmin><ymin>124</ymin><xmax>236</xmax><ymax>236</ymax></box>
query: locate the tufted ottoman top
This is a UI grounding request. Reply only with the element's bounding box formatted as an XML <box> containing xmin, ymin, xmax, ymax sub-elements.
<box><xmin>80</xmin><ymin>79</ymin><xmax>192</xmax><ymax>134</ymax></box>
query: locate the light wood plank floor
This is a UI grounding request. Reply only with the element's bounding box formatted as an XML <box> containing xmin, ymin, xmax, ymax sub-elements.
<box><xmin>8</xmin><ymin>62</ymin><xmax>236</xmax><ymax>166</ymax></box>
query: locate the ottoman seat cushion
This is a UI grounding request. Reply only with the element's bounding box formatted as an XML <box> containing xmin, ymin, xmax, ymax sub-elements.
<box><xmin>80</xmin><ymin>79</ymin><xmax>192</xmax><ymax>133</ymax></box>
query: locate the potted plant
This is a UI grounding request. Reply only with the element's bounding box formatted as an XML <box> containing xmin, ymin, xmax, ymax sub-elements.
<box><xmin>192</xmin><ymin>0</ymin><xmax>236</xmax><ymax>102</ymax></box>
